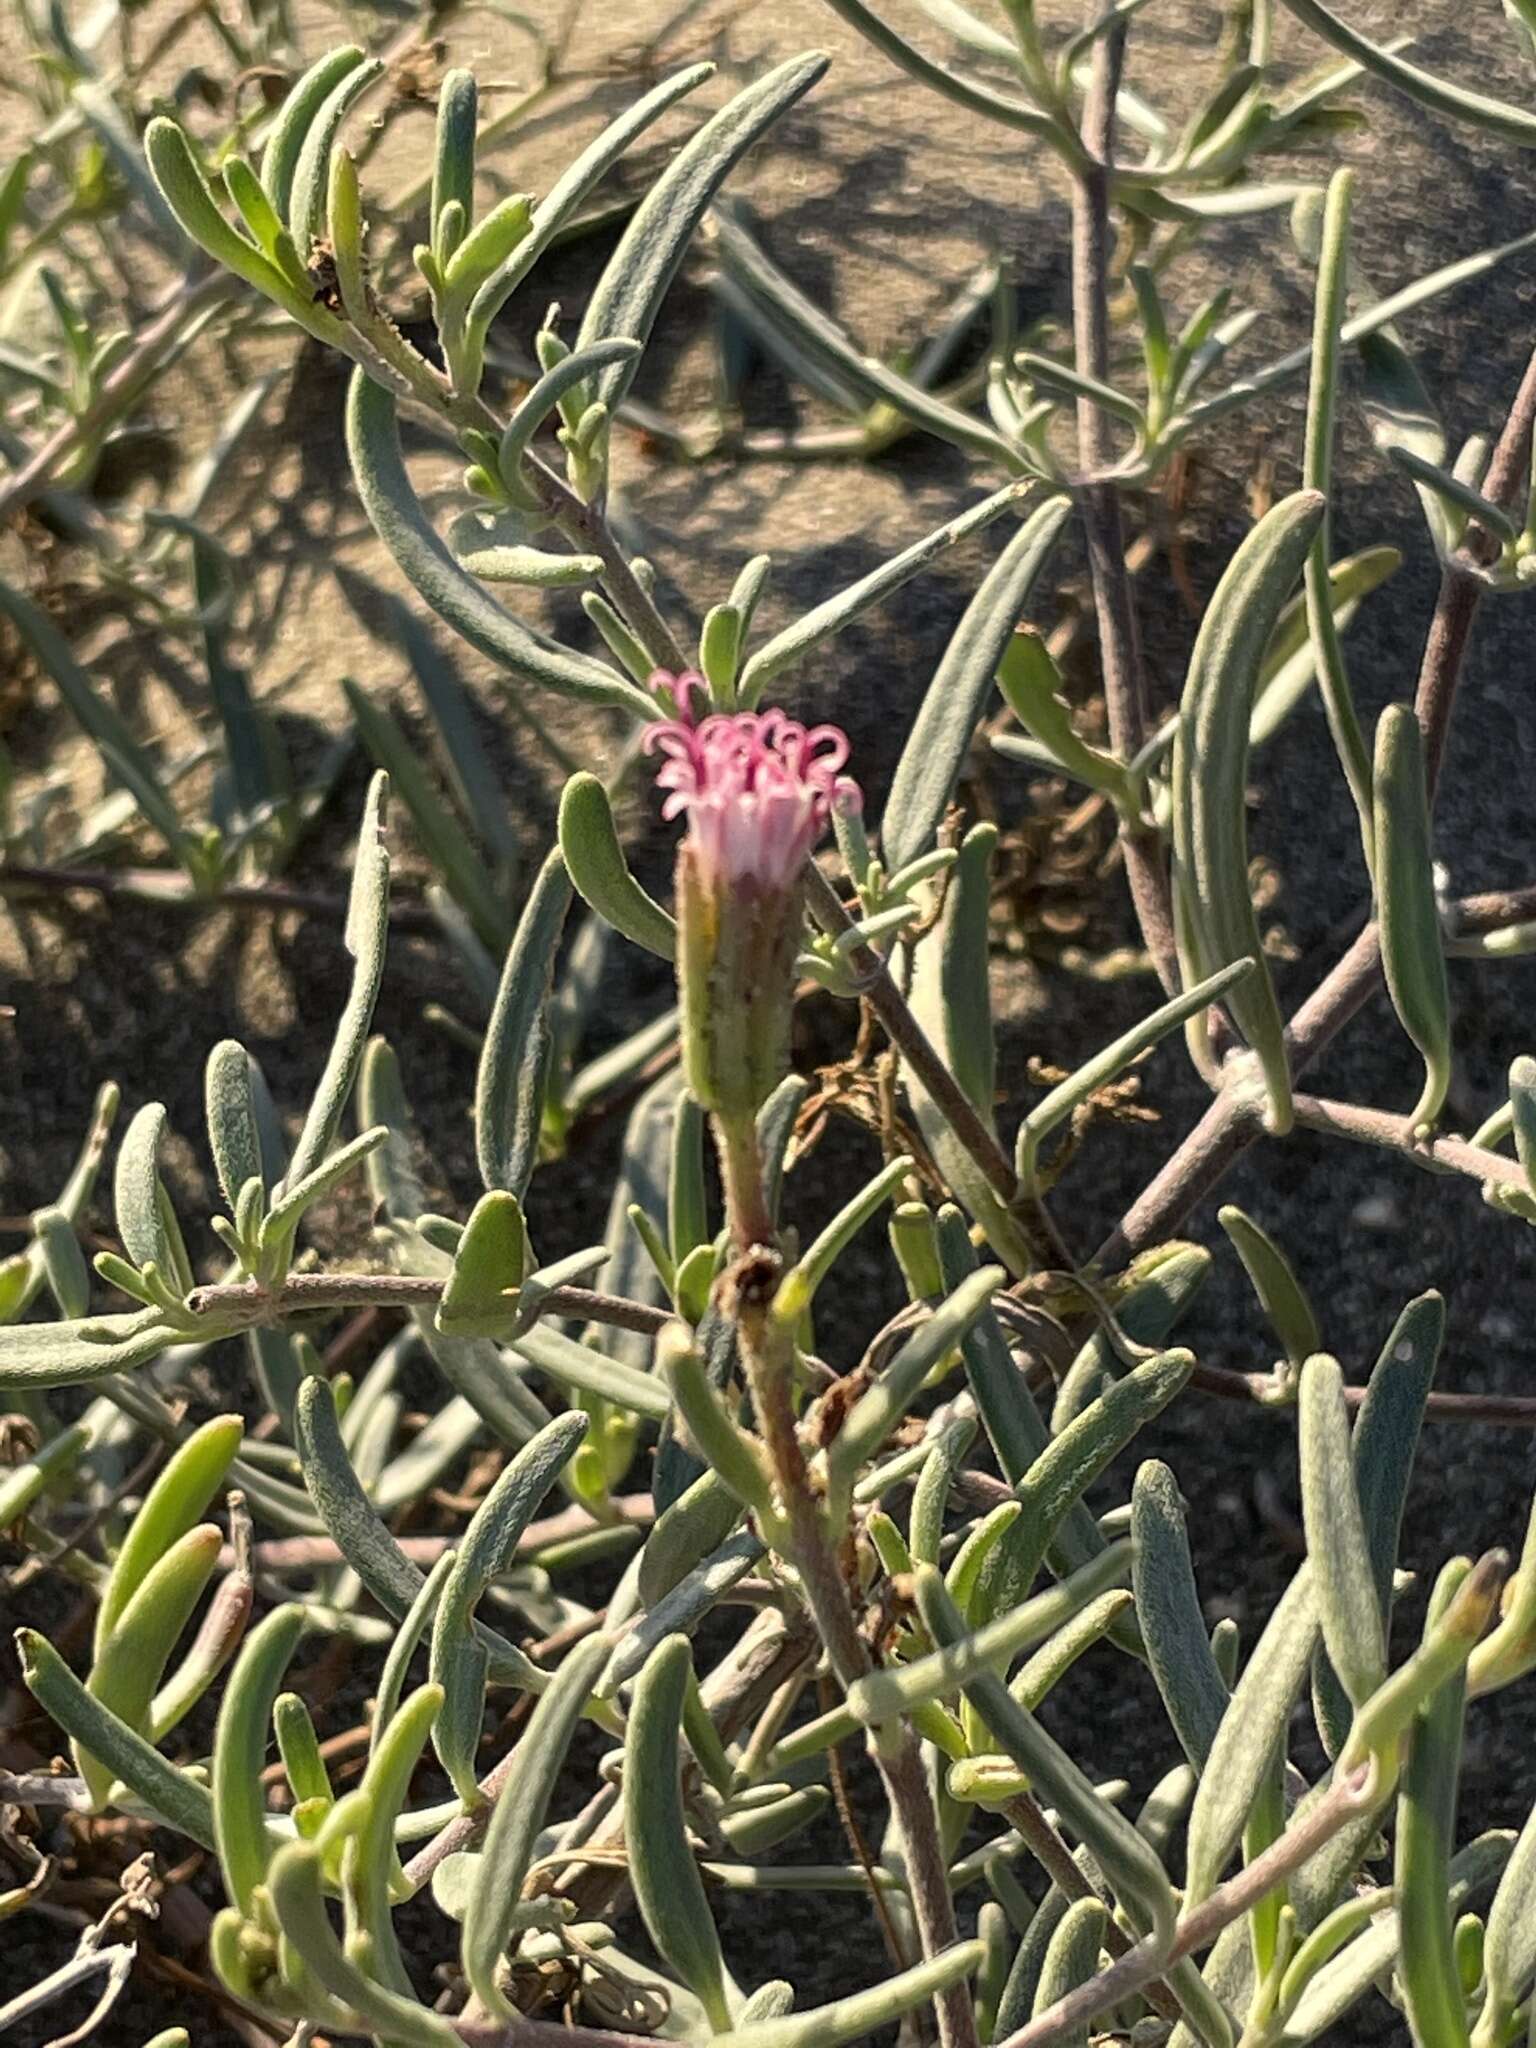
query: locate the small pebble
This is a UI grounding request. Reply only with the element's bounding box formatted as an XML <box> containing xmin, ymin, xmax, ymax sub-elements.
<box><xmin>1352</xmin><ymin>1191</ymin><xmax>1403</xmax><ymax>1230</ymax></box>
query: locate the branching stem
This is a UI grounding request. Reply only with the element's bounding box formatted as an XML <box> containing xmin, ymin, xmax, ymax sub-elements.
<box><xmin>996</xmin><ymin>1765</ymin><xmax>1375</xmax><ymax>2048</ymax></box>
<box><xmin>1097</xmin><ymin>343</ymin><xmax>1536</xmax><ymax>1268</ymax></box>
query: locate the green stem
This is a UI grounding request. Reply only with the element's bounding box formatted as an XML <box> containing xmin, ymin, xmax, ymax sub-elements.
<box><xmin>525</xmin><ymin>452</ymin><xmax>687</xmax><ymax>674</ymax></box>
<box><xmin>715</xmin><ymin>1116</ymin><xmax>776</xmax><ymax>1252</ymax></box>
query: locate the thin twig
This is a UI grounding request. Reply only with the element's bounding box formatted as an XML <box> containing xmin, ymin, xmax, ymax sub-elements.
<box><xmin>0</xmin><ymin>862</ymin><xmax>441</xmax><ymax>931</ymax></box>
<box><xmin>1289</xmin><ymin>1092</ymin><xmax>1532</xmax><ymax>1190</ymax></box>
<box><xmin>1190</xmin><ymin>1360</ymin><xmax>1536</xmax><ymax>1429</ymax></box>
<box><xmin>233</xmin><ymin>1495</ymin><xmax>654</xmax><ymax>1571</ymax></box>
<box><xmin>1070</xmin><ymin>26</ymin><xmax>1179</xmax><ymax>994</ymax></box>
<box><xmin>0</xmin><ymin>274</ymin><xmax>236</xmax><ymax>524</ymax></box>
<box><xmin>0</xmin><ymin>1941</ymin><xmax>137</xmax><ymax>2034</ymax></box>
<box><xmin>726</xmin><ymin>1247</ymin><xmax>980</xmax><ymax>2048</ymax></box>
<box><xmin>995</xmin><ymin>1764</ymin><xmax>1375</xmax><ymax>2048</ymax></box>
<box><xmin>402</xmin><ymin>1617</ymin><xmax>607</xmax><ymax>1892</ymax></box>
<box><xmin>1096</xmin><ymin>345</ymin><xmax>1536</xmax><ymax>1269</ymax></box>
<box><xmin>802</xmin><ymin>862</ymin><xmax>1020</xmax><ymax>1207</ymax></box>
<box><xmin>1002</xmin><ymin>1789</ymin><xmax>1182</xmax><ymax>2024</ymax></box>
<box><xmin>185</xmin><ymin>1274</ymin><xmax>671</xmax><ymax>1337</ymax></box>
<box><xmin>1451</xmin><ymin>882</ymin><xmax>1536</xmax><ymax>934</ymax></box>
<box><xmin>823</xmin><ymin>1675</ymin><xmax>913</xmax><ymax>1971</ymax></box>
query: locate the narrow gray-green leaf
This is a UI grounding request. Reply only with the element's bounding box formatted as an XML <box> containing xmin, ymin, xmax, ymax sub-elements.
<box><xmin>1299</xmin><ymin>1355</ymin><xmax>1386</xmax><ymax>1710</ymax></box>
<box><xmin>1480</xmin><ymin>1795</ymin><xmax>1536</xmax><ymax>2040</ymax></box>
<box><xmin>1032</xmin><ymin>1897</ymin><xmax>1107</xmax><ymax>2047</ymax></box>
<box><xmin>286</xmin><ymin>772</ymin><xmax>390</xmax><ymax>1191</ymax></box>
<box><xmin>715</xmin><ymin>1943</ymin><xmax>984</xmax><ymax>2048</ymax></box>
<box><xmin>1301</xmin><ymin>166</ymin><xmax>1372</xmax><ymax>836</ymax></box>
<box><xmin>1249</xmin><ymin>546</ymin><xmax>1403</xmax><ymax>749</ymax></box>
<box><xmin>774</xmin><ymin>1155</ymin><xmax>913</xmax><ymax>1324</ymax></box>
<box><xmin>1172</xmin><ymin>491</ymin><xmax>1325</xmax><ymax>1131</ymax></box>
<box><xmin>917</xmin><ymin>1568</ymin><xmax>1178</xmax><ymax>1943</ymax></box>
<box><xmin>829</xmin><ymin>1264</ymin><xmax>1004</xmax><ymax>1486</ymax></box>
<box><xmin>16</xmin><ymin>1630</ymin><xmax>216</xmax><ymax>1849</ymax></box>
<box><xmin>475</xmin><ymin>848</ymin><xmax>572</xmax><ymax>1197</ymax></box>
<box><xmin>1373</xmin><ymin>702</ymin><xmax>1451</xmax><ymax>1132</ymax></box>
<box><xmin>114</xmin><ymin>1103</ymin><xmax>173</xmax><ymax>1274</ymax></box>
<box><xmin>710</xmin><ymin>202</ymin><xmax>1021</xmax><ymax>466</ymax></box>
<box><xmin>1389</xmin><ymin>445</ymin><xmax>1520</xmax><ymax>544</ymax></box>
<box><xmin>1218</xmin><ymin>1204</ymin><xmax>1320</xmax><ymax>1365</ymax></box>
<box><xmin>982</xmin><ymin>1350</ymin><xmax>1193</xmax><ymax>1619</ymax></box>
<box><xmin>1017</xmin><ymin>962</ymin><xmax>1253</xmax><ymax>1190</ymax></box>
<box><xmin>512</xmin><ymin>1322</ymin><xmax>672</xmax><ymax>1421</ymax></box>
<box><xmin>345</xmin><ymin>373</ymin><xmax>649</xmax><ymax>716</ymax></box>
<box><xmin>1393</xmin><ymin>1560</ymin><xmax>1473</xmax><ymax>2048</ymax></box>
<box><xmin>0</xmin><ymin>1310</ymin><xmax>177</xmax><ymax>1391</ymax></box>
<box><xmin>625</xmin><ymin>1636</ymin><xmax>731</xmax><ymax>2031</ymax></box>
<box><xmin>466</xmin><ymin>64</ymin><xmax>714</xmax><ymax>342</ymax></box>
<box><xmin>907</xmin><ymin>858</ymin><xmax>1034</xmax><ymax>1277</ymax></box>
<box><xmin>847</xmin><ymin>1544</ymin><xmax>1131</xmax><ymax>1724</ymax></box>
<box><xmin>820</xmin><ymin>0</ymin><xmax>1059</xmax><ymax>136</ymax></box>
<box><xmin>1052</xmin><ymin>1240</ymin><xmax>1210</xmax><ymax>1431</ymax></box>
<box><xmin>431</xmin><ymin>1412</ymin><xmax>587</xmax><ymax>1800</ymax></box>
<box><xmin>1312</xmin><ymin>1291</ymin><xmax>1442</xmax><ymax>1757</ymax></box>
<box><xmin>461</xmin><ymin>1632</ymin><xmax>612</xmax><ymax>2016</ymax></box>
<box><xmin>994</xmin><ymin>627</ymin><xmax>1134</xmax><ymax>804</ymax></box>
<box><xmin>1281</xmin><ymin>1833</ymin><xmax>1511</xmax><ymax>2045</ymax></box>
<box><xmin>638</xmin><ymin>1469</ymin><xmax>743</xmax><ymax>1607</ymax></box>
<box><xmin>287</xmin><ymin>57</ymin><xmax>384</xmax><ymax>247</ymax></box>
<box><xmin>205</xmin><ymin>1041</ymin><xmax>264</xmax><ymax>1213</ymax></box>
<box><xmin>294</xmin><ymin>1376</ymin><xmax>531</xmax><ymax>1685</ymax></box>
<box><xmin>885</xmin><ymin>495</ymin><xmax>1070</xmax><ymax>874</ymax></box>
<box><xmin>1279</xmin><ymin>0</ymin><xmax>1536</xmax><ymax>144</ymax></box>
<box><xmin>496</xmin><ymin>338</ymin><xmax>640</xmax><ymax>494</ymax></box>
<box><xmin>1132</xmin><ymin>1459</ymin><xmax>1231</xmax><ymax>1767</ymax></box>
<box><xmin>260</xmin><ymin>1126</ymin><xmax>386</xmax><ymax>1252</ymax></box>
<box><xmin>936</xmin><ymin>1209</ymin><xmax>1108</xmax><ymax>1582</ymax></box>
<box><xmin>576</xmin><ymin>53</ymin><xmax>829</xmax><ymax>415</ymax></box>
<box><xmin>260</xmin><ymin>46</ymin><xmax>367</xmax><ymax>217</ymax></box>
<box><xmin>558</xmin><ymin>773</ymin><xmax>676</xmax><ymax>960</ymax></box>
<box><xmin>343</xmin><ymin>678</ymin><xmax>509</xmax><ymax>950</ymax></box>
<box><xmin>1186</xmin><ymin>1563</ymin><xmax>1318</xmax><ymax>1903</ymax></box>
<box><xmin>213</xmin><ymin>1604</ymin><xmax>304</xmax><ymax>1910</ymax></box>
<box><xmin>738</xmin><ymin>481</ymin><xmax>1028</xmax><ymax>705</ymax></box>
<box><xmin>941</xmin><ymin>823</ymin><xmax>997</xmax><ymax>1115</ymax></box>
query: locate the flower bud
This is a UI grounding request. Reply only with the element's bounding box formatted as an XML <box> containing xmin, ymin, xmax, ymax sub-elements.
<box><xmin>645</xmin><ymin>707</ymin><xmax>858</xmax><ymax>1120</ymax></box>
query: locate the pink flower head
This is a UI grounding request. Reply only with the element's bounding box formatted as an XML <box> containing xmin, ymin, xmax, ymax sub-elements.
<box><xmin>644</xmin><ymin>708</ymin><xmax>859</xmax><ymax>893</ymax></box>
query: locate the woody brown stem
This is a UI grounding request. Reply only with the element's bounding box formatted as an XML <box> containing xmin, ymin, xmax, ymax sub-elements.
<box><xmin>1070</xmin><ymin>28</ymin><xmax>1179</xmax><ymax>995</ymax></box>
<box><xmin>1097</xmin><ymin>343</ymin><xmax>1536</xmax><ymax>1271</ymax></box>
<box><xmin>996</xmin><ymin>1766</ymin><xmax>1376</xmax><ymax>2048</ymax></box>
<box><xmin>727</xmin><ymin>1267</ymin><xmax>980</xmax><ymax>2048</ymax></box>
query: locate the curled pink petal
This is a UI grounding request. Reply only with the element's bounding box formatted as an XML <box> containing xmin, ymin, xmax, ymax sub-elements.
<box><xmin>647</xmin><ymin>668</ymin><xmax>710</xmax><ymax>724</ymax></box>
<box><xmin>644</xmin><ymin>706</ymin><xmax>860</xmax><ymax>893</ymax></box>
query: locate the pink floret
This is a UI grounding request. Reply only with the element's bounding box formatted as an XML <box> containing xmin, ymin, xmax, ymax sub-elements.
<box><xmin>647</xmin><ymin>668</ymin><xmax>710</xmax><ymax>723</ymax></box>
<box><xmin>644</xmin><ymin>709</ymin><xmax>859</xmax><ymax>892</ymax></box>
